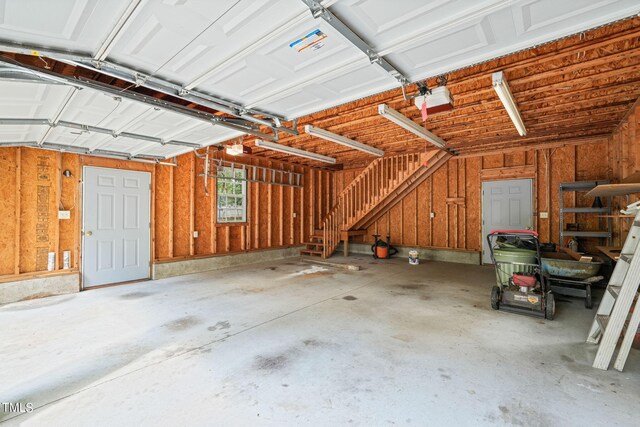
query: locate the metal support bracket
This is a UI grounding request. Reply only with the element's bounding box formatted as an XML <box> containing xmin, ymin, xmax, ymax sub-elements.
<box><xmin>0</xmin><ymin>41</ymin><xmax>298</xmax><ymax>137</ymax></box>
<box><xmin>301</xmin><ymin>0</ymin><xmax>409</xmax><ymax>86</ymax></box>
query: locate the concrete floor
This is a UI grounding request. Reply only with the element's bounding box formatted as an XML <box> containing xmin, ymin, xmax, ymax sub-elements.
<box><xmin>1</xmin><ymin>257</ymin><xmax>639</xmax><ymax>426</ymax></box>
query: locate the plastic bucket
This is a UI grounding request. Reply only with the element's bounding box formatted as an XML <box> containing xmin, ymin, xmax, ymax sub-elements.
<box><xmin>493</xmin><ymin>247</ymin><xmax>536</xmax><ymax>285</ymax></box>
<box><xmin>375</xmin><ymin>246</ymin><xmax>389</xmax><ymax>258</ymax></box>
<box><xmin>409</xmin><ymin>250</ymin><xmax>419</xmax><ymax>265</ymax></box>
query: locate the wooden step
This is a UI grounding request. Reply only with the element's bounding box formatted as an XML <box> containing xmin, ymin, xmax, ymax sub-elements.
<box><xmin>304</xmin><ymin>242</ymin><xmax>325</xmax><ymax>247</ymax></box>
<box><xmin>310</xmin><ymin>234</ymin><xmax>324</xmax><ymax>240</ymax></box>
<box><xmin>300</xmin><ymin>249</ymin><xmax>323</xmax><ymax>256</ymax></box>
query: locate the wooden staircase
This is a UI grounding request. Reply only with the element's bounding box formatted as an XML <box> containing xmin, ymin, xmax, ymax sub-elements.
<box><xmin>301</xmin><ymin>231</ymin><xmax>325</xmax><ymax>257</ymax></box>
<box><xmin>303</xmin><ymin>150</ymin><xmax>450</xmax><ymax>259</ymax></box>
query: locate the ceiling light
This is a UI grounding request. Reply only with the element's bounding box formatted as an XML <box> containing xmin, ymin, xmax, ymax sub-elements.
<box><xmin>304</xmin><ymin>125</ymin><xmax>383</xmax><ymax>157</ymax></box>
<box><xmin>492</xmin><ymin>71</ymin><xmax>526</xmax><ymax>136</ymax></box>
<box><xmin>377</xmin><ymin>104</ymin><xmax>446</xmax><ymax>149</ymax></box>
<box><xmin>255</xmin><ymin>139</ymin><xmax>336</xmax><ymax>164</ymax></box>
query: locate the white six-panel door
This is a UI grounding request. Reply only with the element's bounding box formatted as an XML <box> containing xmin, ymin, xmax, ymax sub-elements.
<box><xmin>82</xmin><ymin>167</ymin><xmax>151</xmax><ymax>287</ymax></box>
<box><xmin>481</xmin><ymin>179</ymin><xmax>533</xmax><ymax>264</ymax></box>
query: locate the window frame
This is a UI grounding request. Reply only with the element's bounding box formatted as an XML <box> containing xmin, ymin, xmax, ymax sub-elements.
<box><xmin>216</xmin><ymin>166</ymin><xmax>248</xmax><ymax>224</ymax></box>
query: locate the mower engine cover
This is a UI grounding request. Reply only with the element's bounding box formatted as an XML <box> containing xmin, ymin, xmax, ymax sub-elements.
<box><xmin>512</xmin><ymin>272</ymin><xmax>536</xmax><ymax>287</ymax></box>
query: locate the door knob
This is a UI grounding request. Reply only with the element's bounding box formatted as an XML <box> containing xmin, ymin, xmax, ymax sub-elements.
<box><xmin>85</xmin><ymin>231</ymin><xmax>93</xmax><ymax>236</ymax></box>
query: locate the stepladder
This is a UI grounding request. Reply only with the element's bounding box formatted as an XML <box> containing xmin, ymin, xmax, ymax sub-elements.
<box><xmin>587</xmin><ymin>201</ymin><xmax>640</xmax><ymax>371</ymax></box>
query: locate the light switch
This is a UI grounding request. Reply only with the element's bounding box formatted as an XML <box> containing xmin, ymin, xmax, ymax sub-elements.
<box><xmin>193</xmin><ymin>230</ymin><xmax>199</xmax><ymax>238</ymax></box>
<box><xmin>539</xmin><ymin>212</ymin><xmax>548</xmax><ymax>219</ymax></box>
<box><xmin>58</xmin><ymin>210</ymin><xmax>71</xmax><ymax>220</ymax></box>
<box><xmin>430</xmin><ymin>212</ymin><xmax>435</xmax><ymax>218</ymax></box>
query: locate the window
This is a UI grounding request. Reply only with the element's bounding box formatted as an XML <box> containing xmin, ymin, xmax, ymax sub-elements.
<box><xmin>216</xmin><ymin>167</ymin><xmax>247</xmax><ymax>223</ymax></box>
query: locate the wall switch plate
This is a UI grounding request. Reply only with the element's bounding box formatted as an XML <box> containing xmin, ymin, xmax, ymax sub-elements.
<box><xmin>193</xmin><ymin>230</ymin><xmax>199</xmax><ymax>238</ymax></box>
<box><xmin>539</xmin><ymin>212</ymin><xmax>549</xmax><ymax>219</ymax></box>
<box><xmin>293</xmin><ymin>212</ymin><xmax>297</xmax><ymax>218</ymax></box>
<box><xmin>430</xmin><ymin>212</ymin><xmax>436</xmax><ymax>218</ymax></box>
<box><xmin>58</xmin><ymin>210</ymin><xmax>71</xmax><ymax>220</ymax></box>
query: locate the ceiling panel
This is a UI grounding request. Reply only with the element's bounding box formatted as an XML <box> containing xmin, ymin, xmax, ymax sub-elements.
<box><xmin>0</xmin><ymin>77</ymin><xmax>243</xmax><ymax>158</ymax></box>
<box><xmin>344</xmin><ymin>0</ymin><xmax>639</xmax><ymax>85</ymax></box>
<box><xmin>195</xmin><ymin>18</ymin><xmax>363</xmax><ymax>106</ymax></box>
<box><xmin>137</xmin><ymin>144</ymin><xmax>194</xmax><ymax>158</ymax></box>
<box><xmin>155</xmin><ymin>0</ymin><xmax>308</xmax><ymax>84</ymax></box>
<box><xmin>0</xmin><ymin>124</ymin><xmax>48</xmax><ymax>142</ymax></box>
<box><xmin>256</xmin><ymin>61</ymin><xmax>396</xmax><ymax>117</ymax></box>
<box><xmin>0</xmin><ymin>0</ymin><xmax>131</xmax><ymax>55</ymax></box>
<box><xmin>107</xmin><ymin>0</ymin><xmax>240</xmax><ymax>75</ymax></box>
<box><xmin>0</xmin><ymin>81</ymin><xmax>73</xmax><ymax>118</ymax></box>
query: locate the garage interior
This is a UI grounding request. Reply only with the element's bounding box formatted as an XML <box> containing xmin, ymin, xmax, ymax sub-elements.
<box><xmin>1</xmin><ymin>0</ymin><xmax>640</xmax><ymax>425</ymax></box>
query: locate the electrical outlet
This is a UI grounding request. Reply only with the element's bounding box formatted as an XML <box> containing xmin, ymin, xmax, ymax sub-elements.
<box><xmin>430</xmin><ymin>212</ymin><xmax>435</xmax><ymax>218</ymax></box>
<box><xmin>293</xmin><ymin>212</ymin><xmax>297</xmax><ymax>218</ymax></box>
<box><xmin>58</xmin><ymin>210</ymin><xmax>71</xmax><ymax>220</ymax></box>
<box><xmin>193</xmin><ymin>230</ymin><xmax>199</xmax><ymax>238</ymax></box>
<box><xmin>539</xmin><ymin>212</ymin><xmax>549</xmax><ymax>219</ymax></box>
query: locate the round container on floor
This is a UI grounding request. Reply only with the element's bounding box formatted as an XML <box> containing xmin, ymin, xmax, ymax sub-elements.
<box><xmin>409</xmin><ymin>250</ymin><xmax>419</xmax><ymax>265</ymax></box>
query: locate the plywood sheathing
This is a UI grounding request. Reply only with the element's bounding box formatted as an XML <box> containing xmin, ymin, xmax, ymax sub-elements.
<box><xmin>154</xmin><ymin>164</ymin><xmax>173</xmax><ymax>259</ymax></box>
<box><xmin>152</xmin><ymin>150</ymin><xmax>334</xmax><ymax>262</ymax></box>
<box><xmin>18</xmin><ymin>149</ymin><xmax>60</xmax><ymax>273</ymax></box>
<box><xmin>608</xmin><ymin>99</ymin><xmax>640</xmax><ymax>245</ymax></box>
<box><xmin>58</xmin><ymin>153</ymin><xmax>80</xmax><ymax>270</ymax></box>
<box><xmin>0</xmin><ymin>148</ymin><xmax>19</xmax><ymax>275</ymax></box>
<box><xmin>334</xmin><ymin>142</ymin><xmax>611</xmax><ymax>252</ymax></box>
<box><xmin>0</xmin><ymin>147</ymin><xmax>334</xmax><ymax>280</ymax></box>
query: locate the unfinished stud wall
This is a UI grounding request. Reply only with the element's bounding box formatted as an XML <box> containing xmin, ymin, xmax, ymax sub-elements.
<box><xmin>335</xmin><ymin>141</ymin><xmax>612</xmax><ymax>252</ymax></box>
<box><xmin>609</xmin><ymin>101</ymin><xmax>640</xmax><ymax>183</ymax></box>
<box><xmin>608</xmin><ymin>100</ymin><xmax>640</xmax><ymax>246</ymax></box>
<box><xmin>0</xmin><ymin>147</ymin><xmax>333</xmax><ymax>280</ymax></box>
<box><xmin>154</xmin><ymin>150</ymin><xmax>334</xmax><ymax>261</ymax></box>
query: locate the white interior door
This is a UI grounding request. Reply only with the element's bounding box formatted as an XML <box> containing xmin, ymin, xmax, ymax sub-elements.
<box><xmin>481</xmin><ymin>179</ymin><xmax>533</xmax><ymax>264</ymax></box>
<box><xmin>83</xmin><ymin>167</ymin><xmax>151</xmax><ymax>287</ymax></box>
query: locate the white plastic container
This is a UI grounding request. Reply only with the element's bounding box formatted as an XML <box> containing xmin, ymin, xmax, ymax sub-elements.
<box><xmin>409</xmin><ymin>250</ymin><xmax>419</xmax><ymax>265</ymax></box>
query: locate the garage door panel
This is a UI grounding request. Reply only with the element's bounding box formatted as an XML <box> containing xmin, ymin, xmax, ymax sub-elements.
<box><xmin>156</xmin><ymin>0</ymin><xmax>306</xmax><ymax>82</ymax></box>
<box><xmin>107</xmin><ymin>0</ymin><xmax>240</xmax><ymax>74</ymax></box>
<box><xmin>196</xmin><ymin>20</ymin><xmax>362</xmax><ymax>106</ymax></box>
<box><xmin>0</xmin><ymin>81</ymin><xmax>75</xmax><ymax>119</ymax></box>
<box><xmin>0</xmin><ymin>0</ymin><xmax>132</xmax><ymax>55</ymax></box>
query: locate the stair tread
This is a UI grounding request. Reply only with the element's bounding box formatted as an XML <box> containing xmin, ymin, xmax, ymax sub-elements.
<box><xmin>300</xmin><ymin>250</ymin><xmax>323</xmax><ymax>256</ymax></box>
<box><xmin>304</xmin><ymin>242</ymin><xmax>325</xmax><ymax>246</ymax></box>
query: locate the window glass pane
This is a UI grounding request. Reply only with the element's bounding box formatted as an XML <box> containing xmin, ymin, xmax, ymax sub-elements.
<box><xmin>217</xmin><ymin>166</ymin><xmax>247</xmax><ymax>223</ymax></box>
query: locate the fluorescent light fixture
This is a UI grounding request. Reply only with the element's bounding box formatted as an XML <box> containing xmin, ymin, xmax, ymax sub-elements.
<box><xmin>492</xmin><ymin>71</ymin><xmax>526</xmax><ymax>136</ymax></box>
<box><xmin>377</xmin><ymin>104</ymin><xmax>446</xmax><ymax>149</ymax></box>
<box><xmin>305</xmin><ymin>125</ymin><xmax>384</xmax><ymax>157</ymax></box>
<box><xmin>255</xmin><ymin>139</ymin><xmax>336</xmax><ymax>164</ymax></box>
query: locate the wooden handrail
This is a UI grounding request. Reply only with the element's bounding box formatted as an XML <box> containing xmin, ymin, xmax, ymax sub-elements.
<box><xmin>320</xmin><ymin>152</ymin><xmax>426</xmax><ymax>258</ymax></box>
